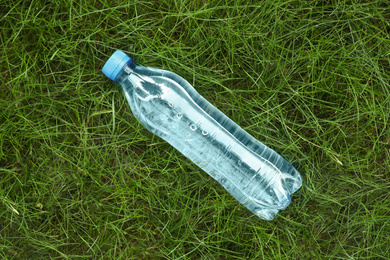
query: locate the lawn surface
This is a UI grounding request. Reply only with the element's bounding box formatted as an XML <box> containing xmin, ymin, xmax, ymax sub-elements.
<box><xmin>1</xmin><ymin>0</ymin><xmax>389</xmax><ymax>259</ymax></box>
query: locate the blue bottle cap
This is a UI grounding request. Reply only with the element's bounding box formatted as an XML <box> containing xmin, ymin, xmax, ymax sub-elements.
<box><xmin>102</xmin><ymin>50</ymin><xmax>131</xmax><ymax>82</ymax></box>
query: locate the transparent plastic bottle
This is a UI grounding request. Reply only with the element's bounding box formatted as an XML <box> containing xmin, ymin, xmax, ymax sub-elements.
<box><xmin>102</xmin><ymin>50</ymin><xmax>302</xmax><ymax>220</ymax></box>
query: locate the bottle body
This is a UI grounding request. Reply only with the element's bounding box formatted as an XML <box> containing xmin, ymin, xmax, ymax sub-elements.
<box><xmin>110</xmin><ymin>60</ymin><xmax>302</xmax><ymax>221</ymax></box>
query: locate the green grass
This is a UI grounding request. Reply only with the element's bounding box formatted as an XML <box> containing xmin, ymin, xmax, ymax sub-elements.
<box><xmin>1</xmin><ymin>0</ymin><xmax>389</xmax><ymax>258</ymax></box>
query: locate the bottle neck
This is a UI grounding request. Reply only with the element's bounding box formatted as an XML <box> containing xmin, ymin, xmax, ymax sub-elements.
<box><xmin>115</xmin><ymin>61</ymin><xmax>136</xmax><ymax>84</ymax></box>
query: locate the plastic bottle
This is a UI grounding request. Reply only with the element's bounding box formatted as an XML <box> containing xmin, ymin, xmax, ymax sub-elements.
<box><xmin>102</xmin><ymin>50</ymin><xmax>302</xmax><ymax>220</ymax></box>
